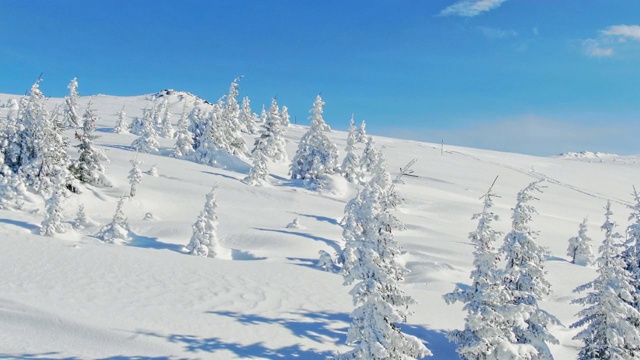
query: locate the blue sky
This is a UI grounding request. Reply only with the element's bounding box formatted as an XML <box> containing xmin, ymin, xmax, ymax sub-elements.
<box><xmin>1</xmin><ymin>0</ymin><xmax>639</xmax><ymax>155</ymax></box>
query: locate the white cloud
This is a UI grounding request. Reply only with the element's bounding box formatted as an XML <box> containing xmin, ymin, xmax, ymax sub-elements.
<box><xmin>582</xmin><ymin>24</ymin><xmax>640</xmax><ymax>58</ymax></box>
<box><xmin>601</xmin><ymin>25</ymin><xmax>640</xmax><ymax>41</ymax></box>
<box><xmin>440</xmin><ymin>0</ymin><xmax>508</xmax><ymax>17</ymax></box>
<box><xmin>583</xmin><ymin>39</ymin><xmax>614</xmax><ymax>57</ymax></box>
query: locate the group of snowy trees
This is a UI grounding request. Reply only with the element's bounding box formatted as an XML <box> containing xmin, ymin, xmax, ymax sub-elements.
<box><xmin>0</xmin><ymin>78</ymin><xmax>110</xmax><ymax>235</ymax></box>
<box><xmin>443</xmin><ymin>179</ymin><xmax>558</xmax><ymax>359</ymax></box>
<box><xmin>570</xmin><ymin>191</ymin><xmax>640</xmax><ymax>359</ymax></box>
<box><xmin>441</xmin><ymin>179</ymin><xmax>640</xmax><ymax>360</ymax></box>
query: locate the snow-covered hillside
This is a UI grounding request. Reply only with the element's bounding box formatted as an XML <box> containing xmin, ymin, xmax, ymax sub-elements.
<box><xmin>0</xmin><ymin>89</ymin><xmax>639</xmax><ymax>359</ymax></box>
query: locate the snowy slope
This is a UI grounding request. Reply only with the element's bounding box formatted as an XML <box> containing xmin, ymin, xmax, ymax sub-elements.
<box><xmin>0</xmin><ymin>91</ymin><xmax>638</xmax><ymax>359</ymax></box>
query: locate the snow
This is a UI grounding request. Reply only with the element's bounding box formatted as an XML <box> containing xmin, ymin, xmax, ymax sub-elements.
<box><xmin>0</xmin><ymin>91</ymin><xmax>639</xmax><ymax>358</ymax></box>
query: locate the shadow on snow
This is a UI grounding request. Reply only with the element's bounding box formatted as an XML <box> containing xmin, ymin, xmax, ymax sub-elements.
<box><xmin>0</xmin><ymin>218</ymin><xmax>39</xmax><ymax>234</ymax></box>
<box><xmin>125</xmin><ymin>232</ymin><xmax>184</xmax><ymax>253</ymax></box>
<box><xmin>254</xmin><ymin>227</ymin><xmax>341</xmax><ymax>254</ymax></box>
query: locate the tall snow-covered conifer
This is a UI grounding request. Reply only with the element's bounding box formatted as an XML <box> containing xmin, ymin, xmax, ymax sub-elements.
<box><xmin>173</xmin><ymin>102</ymin><xmax>195</xmax><ymax>158</ymax></box>
<box><xmin>40</xmin><ymin>187</ymin><xmax>66</xmax><ymax>236</ymax></box>
<box><xmin>185</xmin><ymin>187</ymin><xmax>219</xmax><ymax>258</ymax></box>
<box><xmin>443</xmin><ymin>179</ymin><xmax>534</xmax><ymax>359</ymax></box>
<box><xmin>128</xmin><ymin>157</ymin><xmax>142</xmax><ymax>197</ymax></box>
<box><xmin>571</xmin><ymin>201</ymin><xmax>640</xmax><ymax>359</ymax></box>
<box><xmin>360</xmin><ymin>136</ymin><xmax>380</xmax><ymax>173</ymax></box>
<box><xmin>341</xmin><ymin>116</ymin><xmax>362</xmax><ymax>184</ymax></box>
<box><xmin>131</xmin><ymin>108</ymin><xmax>160</xmax><ymax>153</ymax></box>
<box><xmin>69</xmin><ymin>104</ymin><xmax>111</xmax><ymax>187</ymax></box>
<box><xmin>158</xmin><ymin>99</ymin><xmax>175</xmax><ymax>138</ymax></box>
<box><xmin>501</xmin><ymin>180</ymin><xmax>559</xmax><ymax>359</ymax></box>
<box><xmin>220</xmin><ymin>77</ymin><xmax>246</xmax><ymax>155</ymax></box>
<box><xmin>336</xmin><ymin>155</ymin><xmax>430</xmax><ymax>359</ymax></box>
<box><xmin>114</xmin><ymin>105</ymin><xmax>128</xmax><ymax>134</ymax></box>
<box><xmin>243</xmin><ymin>136</ymin><xmax>270</xmax><ymax>186</ymax></box>
<box><xmin>290</xmin><ymin>95</ymin><xmax>338</xmax><ymax>184</ymax></box>
<box><xmin>254</xmin><ymin>98</ymin><xmax>287</xmax><ymax>163</ymax></box>
<box><xmin>62</xmin><ymin>77</ymin><xmax>80</xmax><ymax>129</ymax></box>
<box><xmin>239</xmin><ymin>96</ymin><xmax>258</xmax><ymax>134</ymax></box>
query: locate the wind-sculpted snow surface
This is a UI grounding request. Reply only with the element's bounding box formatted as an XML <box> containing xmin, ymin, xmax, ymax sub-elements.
<box><xmin>0</xmin><ymin>91</ymin><xmax>638</xmax><ymax>358</ymax></box>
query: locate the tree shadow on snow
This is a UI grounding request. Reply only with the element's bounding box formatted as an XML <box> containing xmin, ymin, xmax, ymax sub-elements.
<box><xmin>295</xmin><ymin>213</ymin><xmax>340</xmax><ymax>226</ymax></box>
<box><xmin>0</xmin><ymin>218</ymin><xmax>39</xmax><ymax>234</ymax></box>
<box><xmin>254</xmin><ymin>227</ymin><xmax>341</xmax><ymax>254</ymax></box>
<box><xmin>207</xmin><ymin>310</ymin><xmax>349</xmax><ymax>345</ymax></box>
<box><xmin>200</xmin><ymin>171</ymin><xmax>242</xmax><ymax>182</ymax></box>
<box><xmin>126</xmin><ymin>232</ymin><xmax>183</xmax><ymax>253</ymax></box>
<box><xmin>231</xmin><ymin>248</ymin><xmax>266</xmax><ymax>261</ymax></box>
<box><xmin>0</xmin><ymin>353</ymin><xmax>79</xmax><ymax>360</ymax></box>
<box><xmin>399</xmin><ymin>324</ymin><xmax>459</xmax><ymax>359</ymax></box>
<box><xmin>137</xmin><ymin>328</ymin><xmax>336</xmax><ymax>359</ymax></box>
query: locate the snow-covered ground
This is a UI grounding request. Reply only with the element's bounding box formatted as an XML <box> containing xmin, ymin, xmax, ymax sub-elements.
<box><xmin>0</xmin><ymin>91</ymin><xmax>638</xmax><ymax>359</ymax></box>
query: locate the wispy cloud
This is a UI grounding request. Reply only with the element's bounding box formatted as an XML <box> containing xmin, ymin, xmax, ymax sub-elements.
<box><xmin>583</xmin><ymin>24</ymin><xmax>640</xmax><ymax>58</ymax></box>
<box><xmin>583</xmin><ymin>39</ymin><xmax>614</xmax><ymax>58</ymax></box>
<box><xmin>601</xmin><ymin>25</ymin><xmax>640</xmax><ymax>41</ymax></box>
<box><xmin>440</xmin><ymin>0</ymin><xmax>508</xmax><ymax>17</ymax></box>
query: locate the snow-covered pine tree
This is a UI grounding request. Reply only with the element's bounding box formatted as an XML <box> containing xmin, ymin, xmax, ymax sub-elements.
<box><xmin>357</xmin><ymin>120</ymin><xmax>367</xmax><ymax>143</ymax></box>
<box><xmin>151</xmin><ymin>98</ymin><xmax>163</xmax><ymax>129</ymax></box>
<box><xmin>341</xmin><ymin>115</ymin><xmax>363</xmax><ymax>184</ymax></box>
<box><xmin>95</xmin><ymin>196</ymin><xmax>130</xmax><ymax>243</ymax></box>
<box><xmin>172</xmin><ymin>102</ymin><xmax>195</xmax><ymax>158</ymax></box>
<box><xmin>567</xmin><ymin>218</ymin><xmax>594</xmax><ymax>266</ymax></box>
<box><xmin>14</xmin><ymin>80</ymin><xmax>71</xmax><ymax>194</ymax></box>
<box><xmin>335</xmin><ymin>155</ymin><xmax>431</xmax><ymax>359</ymax></box>
<box><xmin>571</xmin><ymin>201</ymin><xmax>640</xmax><ymax>359</ymax></box>
<box><xmin>500</xmin><ymin>180</ymin><xmax>559</xmax><ymax>359</ymax></box>
<box><xmin>262</xmin><ymin>98</ymin><xmax>288</xmax><ymax>162</ymax></box>
<box><xmin>243</xmin><ymin>135</ymin><xmax>270</xmax><ymax>186</ymax></box>
<box><xmin>219</xmin><ymin>77</ymin><xmax>246</xmax><ymax>155</ymax></box>
<box><xmin>40</xmin><ymin>187</ymin><xmax>66</xmax><ymax>236</ymax></box>
<box><xmin>0</xmin><ymin>98</ymin><xmax>21</xmax><ymax>171</ymax></box>
<box><xmin>114</xmin><ymin>105</ymin><xmax>129</xmax><ymax>134</ymax></box>
<box><xmin>193</xmin><ymin>110</ymin><xmax>229</xmax><ymax>166</ymax></box>
<box><xmin>290</xmin><ymin>95</ymin><xmax>339</xmax><ymax>184</ymax></box>
<box><xmin>30</xmin><ymin>105</ymin><xmax>73</xmax><ymax>196</ymax></box>
<box><xmin>158</xmin><ymin>99</ymin><xmax>175</xmax><ymax>138</ymax></box>
<box><xmin>128</xmin><ymin>157</ymin><xmax>142</xmax><ymax>197</ymax></box>
<box><xmin>73</xmin><ymin>204</ymin><xmax>88</xmax><ymax>229</ymax></box>
<box><xmin>62</xmin><ymin>77</ymin><xmax>80</xmax><ymax>129</ymax></box>
<box><xmin>239</xmin><ymin>96</ymin><xmax>258</xmax><ymax>134</ymax></box>
<box><xmin>131</xmin><ymin>108</ymin><xmax>160</xmax><ymax>153</ymax></box>
<box><xmin>280</xmin><ymin>105</ymin><xmax>291</xmax><ymax>128</ymax></box>
<box><xmin>129</xmin><ymin>111</ymin><xmax>146</xmax><ymax>136</ymax></box>
<box><xmin>622</xmin><ymin>187</ymin><xmax>640</xmax><ymax>312</ymax></box>
<box><xmin>69</xmin><ymin>104</ymin><xmax>111</xmax><ymax>187</ymax></box>
<box><xmin>184</xmin><ymin>187</ymin><xmax>219</xmax><ymax>258</ymax></box>
<box><xmin>187</xmin><ymin>99</ymin><xmax>206</xmax><ymax>150</ymax></box>
<box><xmin>360</xmin><ymin>136</ymin><xmax>380</xmax><ymax>173</ymax></box>
<box><xmin>443</xmin><ymin>179</ymin><xmax>536</xmax><ymax>359</ymax></box>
